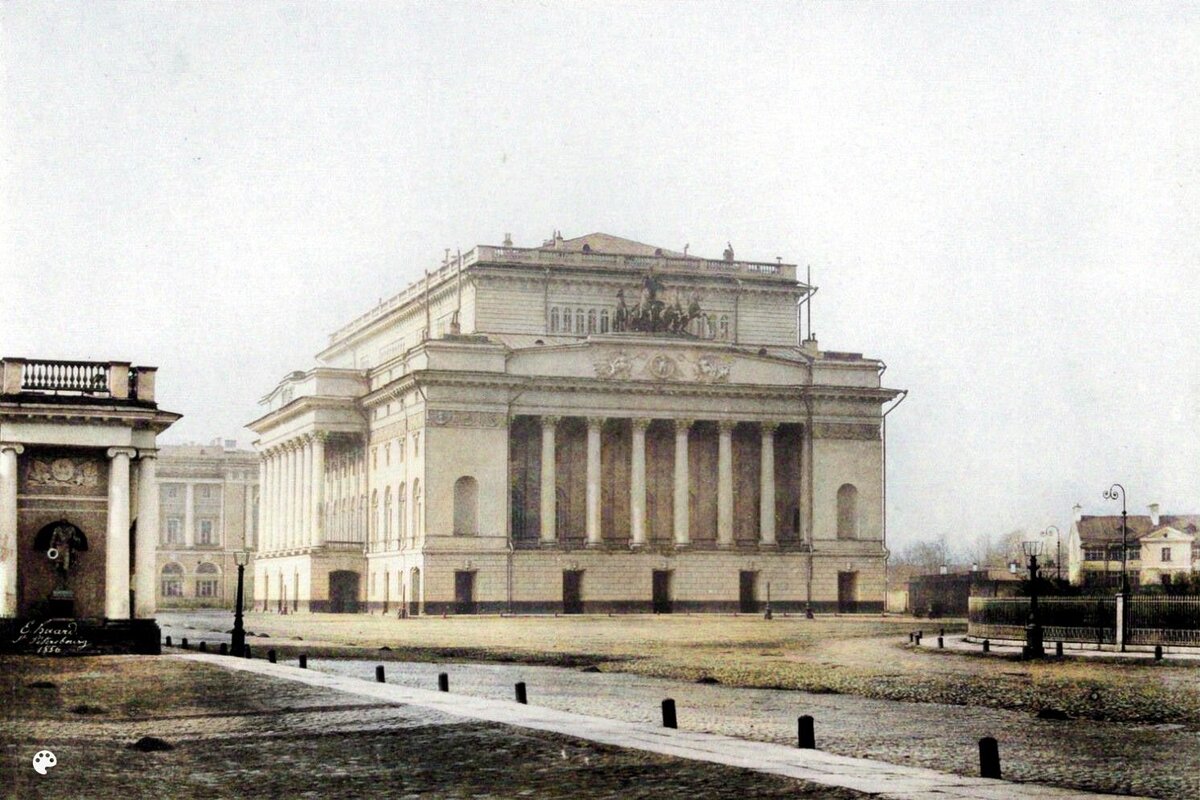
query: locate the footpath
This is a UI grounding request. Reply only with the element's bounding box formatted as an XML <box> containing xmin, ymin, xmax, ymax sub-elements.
<box><xmin>913</xmin><ymin>633</ymin><xmax>1200</xmax><ymax>662</ymax></box>
<box><xmin>176</xmin><ymin>652</ymin><xmax>1144</xmax><ymax>800</ymax></box>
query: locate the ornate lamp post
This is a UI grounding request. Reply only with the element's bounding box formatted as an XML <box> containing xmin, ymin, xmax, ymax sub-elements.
<box><xmin>1042</xmin><ymin>525</ymin><xmax>1061</xmax><ymax>582</ymax></box>
<box><xmin>1022</xmin><ymin>540</ymin><xmax>1044</xmax><ymax>658</ymax></box>
<box><xmin>231</xmin><ymin>549</ymin><xmax>249</xmax><ymax>657</ymax></box>
<box><xmin>1103</xmin><ymin>484</ymin><xmax>1129</xmax><ymax>594</ymax></box>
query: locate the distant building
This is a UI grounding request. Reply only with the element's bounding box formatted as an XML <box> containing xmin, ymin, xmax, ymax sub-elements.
<box><xmin>156</xmin><ymin>442</ymin><xmax>258</xmax><ymax>608</ymax></box>
<box><xmin>906</xmin><ymin>568</ymin><xmax>1019</xmax><ymax>617</ymax></box>
<box><xmin>1067</xmin><ymin>503</ymin><xmax>1200</xmax><ymax>589</ymax></box>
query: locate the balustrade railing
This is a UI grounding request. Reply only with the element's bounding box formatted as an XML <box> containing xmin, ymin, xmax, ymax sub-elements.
<box><xmin>1</xmin><ymin>358</ymin><xmax>157</xmax><ymax>402</ymax></box>
<box><xmin>21</xmin><ymin>359</ymin><xmax>111</xmax><ymax>393</ymax></box>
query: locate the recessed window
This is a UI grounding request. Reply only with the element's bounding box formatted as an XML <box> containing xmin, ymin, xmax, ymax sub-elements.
<box><xmin>1161</xmin><ymin>547</ymin><xmax>1172</xmax><ymax>563</ymax></box>
<box><xmin>198</xmin><ymin>519</ymin><xmax>215</xmax><ymax>545</ymax></box>
<box><xmin>165</xmin><ymin>517</ymin><xmax>183</xmax><ymax>545</ymax></box>
<box><xmin>160</xmin><ymin>563</ymin><xmax>183</xmax><ymax>597</ymax></box>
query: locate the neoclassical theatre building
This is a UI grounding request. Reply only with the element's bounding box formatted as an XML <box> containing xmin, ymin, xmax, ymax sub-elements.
<box><xmin>248</xmin><ymin>233</ymin><xmax>902</xmax><ymax>614</ymax></box>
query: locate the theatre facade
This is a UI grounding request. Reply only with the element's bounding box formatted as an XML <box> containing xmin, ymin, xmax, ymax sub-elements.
<box><xmin>248</xmin><ymin>233</ymin><xmax>902</xmax><ymax>614</ymax></box>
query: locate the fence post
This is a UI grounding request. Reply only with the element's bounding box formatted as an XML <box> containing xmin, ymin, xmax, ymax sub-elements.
<box><xmin>1154</xmin><ymin>644</ymin><xmax>1163</xmax><ymax>661</ymax></box>
<box><xmin>1115</xmin><ymin>593</ymin><xmax>1125</xmax><ymax>653</ymax></box>
<box><xmin>979</xmin><ymin>737</ymin><xmax>1001</xmax><ymax>778</ymax></box>
<box><xmin>1055</xmin><ymin>640</ymin><xmax>1063</xmax><ymax>657</ymax></box>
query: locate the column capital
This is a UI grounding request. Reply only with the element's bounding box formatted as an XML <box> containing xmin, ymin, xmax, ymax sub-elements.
<box><xmin>631</xmin><ymin>418</ymin><xmax>652</xmax><ymax>432</ymax></box>
<box><xmin>586</xmin><ymin>416</ymin><xmax>606</xmax><ymax>430</ymax></box>
<box><xmin>312</xmin><ymin>430</ymin><xmax>331</xmax><ymax>443</ymax></box>
<box><xmin>718</xmin><ymin>419</ymin><xmax>737</xmax><ymax>433</ymax></box>
<box><xmin>541</xmin><ymin>415</ymin><xmax>562</xmax><ymax>428</ymax></box>
<box><xmin>761</xmin><ymin>420</ymin><xmax>780</xmax><ymax>434</ymax></box>
<box><xmin>674</xmin><ymin>418</ymin><xmax>695</xmax><ymax>432</ymax></box>
<box><xmin>106</xmin><ymin>446</ymin><xmax>138</xmax><ymax>460</ymax></box>
<box><xmin>136</xmin><ymin>448</ymin><xmax>159</xmax><ymax>460</ymax></box>
<box><xmin>0</xmin><ymin>442</ymin><xmax>25</xmax><ymax>455</ymax></box>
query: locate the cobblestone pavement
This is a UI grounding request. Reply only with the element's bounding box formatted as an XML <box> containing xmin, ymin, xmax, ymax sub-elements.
<box><xmin>301</xmin><ymin>657</ymin><xmax>1198</xmax><ymax>800</ymax></box>
<box><xmin>1</xmin><ymin>656</ymin><xmax>865</xmax><ymax>800</ymax></box>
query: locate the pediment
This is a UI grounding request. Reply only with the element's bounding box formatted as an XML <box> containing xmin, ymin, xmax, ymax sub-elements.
<box><xmin>505</xmin><ymin>338</ymin><xmax>809</xmax><ymax>387</ymax></box>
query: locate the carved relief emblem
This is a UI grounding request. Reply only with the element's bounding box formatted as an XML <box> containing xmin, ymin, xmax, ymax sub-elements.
<box><xmin>693</xmin><ymin>355</ymin><xmax>731</xmax><ymax>383</ymax></box>
<box><xmin>647</xmin><ymin>354</ymin><xmax>678</xmax><ymax>380</ymax></box>
<box><xmin>27</xmin><ymin>458</ymin><xmax>100</xmax><ymax>487</ymax></box>
<box><xmin>593</xmin><ymin>351</ymin><xmax>633</xmax><ymax>380</ymax></box>
<box><xmin>428</xmin><ymin>410</ymin><xmax>504</xmax><ymax>428</ymax></box>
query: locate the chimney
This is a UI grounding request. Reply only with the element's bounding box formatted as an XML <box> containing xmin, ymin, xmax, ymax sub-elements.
<box><xmin>503</xmin><ymin>232</ymin><xmax>513</xmax><ymax>247</ymax></box>
<box><xmin>1149</xmin><ymin>503</ymin><xmax>1160</xmax><ymax>527</ymax></box>
<box><xmin>1073</xmin><ymin>503</ymin><xmax>1083</xmax><ymax>523</ymax></box>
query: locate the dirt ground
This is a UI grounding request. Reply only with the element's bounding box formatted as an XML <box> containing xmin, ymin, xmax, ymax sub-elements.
<box><xmin>163</xmin><ymin>611</ymin><xmax>1200</xmax><ymax>726</ymax></box>
<box><xmin>1</xmin><ymin>655</ymin><xmax>865</xmax><ymax>800</ymax></box>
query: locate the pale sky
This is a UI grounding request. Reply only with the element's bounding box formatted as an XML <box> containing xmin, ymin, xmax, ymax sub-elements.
<box><xmin>3</xmin><ymin>2</ymin><xmax>1198</xmax><ymax>552</ymax></box>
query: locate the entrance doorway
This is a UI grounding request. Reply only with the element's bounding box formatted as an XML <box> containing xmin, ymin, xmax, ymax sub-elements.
<box><xmin>837</xmin><ymin>571</ymin><xmax>858</xmax><ymax>614</ymax></box>
<box><xmin>454</xmin><ymin>571</ymin><xmax>477</xmax><ymax>615</ymax></box>
<box><xmin>562</xmin><ymin>570</ymin><xmax>584</xmax><ymax>614</ymax></box>
<box><xmin>739</xmin><ymin>571</ymin><xmax>758</xmax><ymax>613</ymax></box>
<box><xmin>329</xmin><ymin>570</ymin><xmax>360</xmax><ymax>613</ymax></box>
<box><xmin>652</xmin><ymin>570</ymin><xmax>673</xmax><ymax>614</ymax></box>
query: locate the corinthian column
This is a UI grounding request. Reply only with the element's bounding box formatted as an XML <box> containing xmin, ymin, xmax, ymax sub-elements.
<box><xmin>539</xmin><ymin>416</ymin><xmax>559</xmax><ymax>545</ymax></box>
<box><xmin>106</xmin><ymin>447</ymin><xmax>137</xmax><ymax>620</ymax></box>
<box><xmin>585</xmin><ymin>417</ymin><xmax>603</xmax><ymax>547</ymax></box>
<box><xmin>673</xmin><ymin>419</ymin><xmax>692</xmax><ymax>546</ymax></box>
<box><xmin>0</xmin><ymin>443</ymin><xmax>24</xmax><ymax>617</ymax></box>
<box><xmin>630</xmin><ymin>418</ymin><xmax>649</xmax><ymax>548</ymax></box>
<box><xmin>134</xmin><ymin>450</ymin><xmax>159</xmax><ymax>618</ymax></box>
<box><xmin>311</xmin><ymin>433</ymin><xmax>326</xmax><ymax>547</ymax></box>
<box><xmin>717</xmin><ymin>420</ymin><xmax>735</xmax><ymax>547</ymax></box>
<box><xmin>299</xmin><ymin>437</ymin><xmax>312</xmax><ymax>547</ymax></box>
<box><xmin>760</xmin><ymin>421</ymin><xmax>778</xmax><ymax>547</ymax></box>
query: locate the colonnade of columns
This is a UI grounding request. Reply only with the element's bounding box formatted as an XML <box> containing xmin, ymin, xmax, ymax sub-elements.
<box><xmin>535</xmin><ymin>417</ymin><xmax>783</xmax><ymax>548</ymax></box>
<box><xmin>258</xmin><ymin>432</ymin><xmax>327</xmax><ymax>554</ymax></box>
<box><xmin>0</xmin><ymin>444</ymin><xmax>158</xmax><ymax>620</ymax></box>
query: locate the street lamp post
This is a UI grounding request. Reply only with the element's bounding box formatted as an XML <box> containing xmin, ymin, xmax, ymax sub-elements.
<box><xmin>231</xmin><ymin>549</ymin><xmax>249</xmax><ymax>657</ymax></box>
<box><xmin>1022</xmin><ymin>540</ymin><xmax>1044</xmax><ymax>658</ymax></box>
<box><xmin>1103</xmin><ymin>484</ymin><xmax>1129</xmax><ymax>594</ymax></box>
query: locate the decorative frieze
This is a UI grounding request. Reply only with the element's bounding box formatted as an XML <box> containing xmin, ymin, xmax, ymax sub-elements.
<box><xmin>812</xmin><ymin>422</ymin><xmax>880</xmax><ymax>441</ymax></box>
<box><xmin>592</xmin><ymin>350</ymin><xmax>733</xmax><ymax>384</ymax></box>
<box><xmin>24</xmin><ymin>457</ymin><xmax>101</xmax><ymax>488</ymax></box>
<box><xmin>427</xmin><ymin>410</ymin><xmax>506</xmax><ymax>428</ymax></box>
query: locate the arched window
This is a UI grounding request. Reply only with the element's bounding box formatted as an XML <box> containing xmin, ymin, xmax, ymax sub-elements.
<box><xmin>195</xmin><ymin>562</ymin><xmax>220</xmax><ymax>598</ymax></box>
<box><xmin>383</xmin><ymin>487</ymin><xmax>393</xmax><ymax>546</ymax></box>
<box><xmin>719</xmin><ymin>315</ymin><xmax>730</xmax><ymax>340</ymax></box>
<box><xmin>587</xmin><ymin>309</ymin><xmax>597</xmax><ymax>333</ymax></box>
<box><xmin>575</xmin><ymin>308</ymin><xmax>586</xmax><ymax>334</ymax></box>
<box><xmin>837</xmin><ymin>484</ymin><xmax>859</xmax><ymax>540</ymax></box>
<box><xmin>600</xmin><ymin>309</ymin><xmax>610</xmax><ymax>333</ymax></box>
<box><xmin>561</xmin><ymin>307</ymin><xmax>572</xmax><ymax>332</ymax></box>
<box><xmin>412</xmin><ymin>480</ymin><xmax>423</xmax><ymax>539</ymax></box>
<box><xmin>550</xmin><ymin>307</ymin><xmax>560</xmax><ymax>332</ymax></box>
<box><xmin>397</xmin><ymin>482</ymin><xmax>407</xmax><ymax>545</ymax></box>
<box><xmin>453</xmin><ymin>476</ymin><xmax>479</xmax><ymax>535</ymax></box>
<box><xmin>160</xmin><ymin>562</ymin><xmax>184</xmax><ymax>598</ymax></box>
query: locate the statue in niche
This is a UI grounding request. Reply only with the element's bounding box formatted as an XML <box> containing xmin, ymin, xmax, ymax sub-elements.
<box><xmin>35</xmin><ymin>521</ymin><xmax>89</xmax><ymax>589</ymax></box>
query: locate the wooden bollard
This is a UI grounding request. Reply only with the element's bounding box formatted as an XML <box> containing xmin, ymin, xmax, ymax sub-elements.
<box><xmin>661</xmin><ymin>698</ymin><xmax>677</xmax><ymax>729</ymax></box>
<box><xmin>438</xmin><ymin>672</ymin><xmax>449</xmax><ymax>692</ymax></box>
<box><xmin>165</xmin><ymin>635</ymin><xmax>173</xmax><ymax>647</ymax></box>
<box><xmin>908</xmin><ymin>632</ymin><xmax>914</xmax><ymax>643</ymax></box>
<box><xmin>979</xmin><ymin>737</ymin><xmax>1001</xmax><ymax>779</ymax></box>
<box><xmin>218</xmin><ymin>642</ymin><xmax>228</xmax><ymax>655</ymax></box>
<box><xmin>797</xmin><ymin>715</ymin><xmax>815</xmax><ymax>749</ymax></box>
<box><xmin>299</xmin><ymin>654</ymin><xmax>308</xmax><ymax>669</ymax></box>
<box><xmin>198</xmin><ymin>641</ymin><xmax>208</xmax><ymax>652</ymax></box>
<box><xmin>1056</xmin><ymin>641</ymin><xmax>1064</xmax><ymax>657</ymax></box>
<box><xmin>937</xmin><ymin>636</ymin><xmax>944</xmax><ymax>649</ymax></box>
<box><xmin>268</xmin><ymin>649</ymin><xmax>277</xmax><ymax>664</ymax></box>
<box><xmin>1154</xmin><ymin>645</ymin><xmax>1163</xmax><ymax>661</ymax></box>
<box><xmin>982</xmin><ymin>639</ymin><xmax>990</xmax><ymax>653</ymax></box>
<box><xmin>515</xmin><ymin>682</ymin><xmax>527</xmax><ymax>704</ymax></box>
<box><xmin>243</xmin><ymin>644</ymin><xmax>251</xmax><ymax>659</ymax></box>
<box><xmin>181</xmin><ymin>637</ymin><xmax>189</xmax><ymax>649</ymax></box>
<box><xmin>376</xmin><ymin>665</ymin><xmax>385</xmax><ymax>683</ymax></box>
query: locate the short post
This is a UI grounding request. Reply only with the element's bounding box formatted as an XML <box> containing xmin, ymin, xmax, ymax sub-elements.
<box><xmin>937</xmin><ymin>635</ymin><xmax>944</xmax><ymax>649</ymax></box>
<box><xmin>181</xmin><ymin>637</ymin><xmax>189</xmax><ymax>649</ymax></box>
<box><xmin>979</xmin><ymin>737</ymin><xmax>1001</xmax><ymax>779</ymax></box>
<box><xmin>1154</xmin><ymin>644</ymin><xmax>1163</xmax><ymax>661</ymax></box>
<box><xmin>797</xmin><ymin>715</ymin><xmax>815</xmax><ymax>749</ymax></box>
<box><xmin>198</xmin><ymin>641</ymin><xmax>207</xmax><ymax>652</ymax></box>
<box><xmin>1055</xmin><ymin>641</ymin><xmax>1063</xmax><ymax>657</ymax></box>
<box><xmin>376</xmin><ymin>665</ymin><xmax>385</xmax><ymax>683</ymax></box>
<box><xmin>982</xmin><ymin>639</ymin><xmax>990</xmax><ymax>653</ymax></box>
<box><xmin>218</xmin><ymin>642</ymin><xmax>228</xmax><ymax>655</ymax></box>
<box><xmin>515</xmin><ymin>681</ymin><xmax>527</xmax><ymax>704</ymax></box>
<box><xmin>661</xmin><ymin>698</ymin><xmax>677</xmax><ymax>729</ymax></box>
<box><xmin>908</xmin><ymin>632</ymin><xmax>913</xmax><ymax>643</ymax></box>
<box><xmin>165</xmin><ymin>635</ymin><xmax>172</xmax><ymax>647</ymax></box>
<box><xmin>267</xmin><ymin>649</ymin><xmax>277</xmax><ymax>664</ymax></box>
<box><xmin>243</xmin><ymin>644</ymin><xmax>251</xmax><ymax>659</ymax></box>
<box><xmin>299</xmin><ymin>654</ymin><xmax>308</xmax><ymax>669</ymax></box>
<box><xmin>438</xmin><ymin>672</ymin><xmax>449</xmax><ymax>692</ymax></box>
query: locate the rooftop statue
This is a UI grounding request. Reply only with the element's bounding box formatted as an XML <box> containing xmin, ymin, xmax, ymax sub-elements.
<box><xmin>613</xmin><ymin>273</ymin><xmax>703</xmax><ymax>335</ymax></box>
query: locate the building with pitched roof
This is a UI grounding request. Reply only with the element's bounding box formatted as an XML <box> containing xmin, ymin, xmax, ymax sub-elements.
<box><xmin>247</xmin><ymin>232</ymin><xmax>903</xmax><ymax>614</ymax></box>
<box><xmin>1067</xmin><ymin>502</ymin><xmax>1200</xmax><ymax>588</ymax></box>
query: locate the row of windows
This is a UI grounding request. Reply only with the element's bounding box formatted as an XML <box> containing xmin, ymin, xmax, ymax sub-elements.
<box><xmin>164</xmin><ymin>517</ymin><xmax>219</xmax><ymax>545</ymax></box>
<box><xmin>164</xmin><ymin>484</ymin><xmax>219</xmax><ymax>499</ymax></box>
<box><xmin>370</xmin><ymin>433</ymin><xmax>420</xmax><ymax>470</ymax></box>
<box><xmin>1083</xmin><ymin>547</ymin><xmax>1143</xmax><ymax>561</ymax></box>
<box><xmin>547</xmin><ymin>306</ymin><xmax>733</xmax><ymax>340</ymax></box>
<box><xmin>160</xmin><ymin>562</ymin><xmax>221</xmax><ymax>598</ymax></box>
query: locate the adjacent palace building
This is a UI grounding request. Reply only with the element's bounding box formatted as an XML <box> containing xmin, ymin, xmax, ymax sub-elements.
<box><xmin>248</xmin><ymin>233</ymin><xmax>902</xmax><ymax>615</ymax></box>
